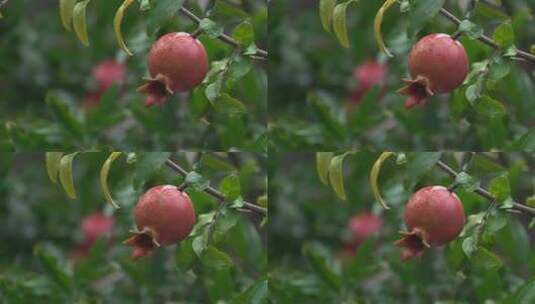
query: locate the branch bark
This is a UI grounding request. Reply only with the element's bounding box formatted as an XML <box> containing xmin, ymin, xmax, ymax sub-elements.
<box><xmin>165</xmin><ymin>159</ymin><xmax>267</xmax><ymax>216</ymax></box>
<box><xmin>438</xmin><ymin>7</ymin><xmax>535</xmax><ymax>63</ymax></box>
<box><xmin>179</xmin><ymin>7</ymin><xmax>268</xmax><ymax>58</ymax></box>
<box><xmin>436</xmin><ymin>160</ymin><xmax>535</xmax><ymax>216</ymax></box>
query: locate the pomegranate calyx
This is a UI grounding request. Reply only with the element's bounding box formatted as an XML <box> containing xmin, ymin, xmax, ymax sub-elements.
<box><xmin>123</xmin><ymin>227</ymin><xmax>160</xmax><ymax>260</ymax></box>
<box><xmin>397</xmin><ymin>76</ymin><xmax>434</xmax><ymax>109</ymax></box>
<box><xmin>137</xmin><ymin>74</ymin><xmax>174</xmax><ymax>107</ymax></box>
<box><xmin>394</xmin><ymin>228</ymin><xmax>430</xmax><ymax>261</ymax></box>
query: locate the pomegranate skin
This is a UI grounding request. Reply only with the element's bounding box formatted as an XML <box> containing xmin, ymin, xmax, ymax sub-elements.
<box><xmin>395</xmin><ymin>186</ymin><xmax>465</xmax><ymax>261</ymax></box>
<box><xmin>82</xmin><ymin>213</ymin><xmax>115</xmax><ymax>245</ymax></box>
<box><xmin>349</xmin><ymin>60</ymin><xmax>388</xmax><ymax>106</ymax></box>
<box><xmin>349</xmin><ymin>212</ymin><xmax>383</xmax><ymax>247</ymax></box>
<box><xmin>398</xmin><ymin>33</ymin><xmax>469</xmax><ymax>108</ymax></box>
<box><xmin>138</xmin><ymin>32</ymin><xmax>209</xmax><ymax>106</ymax></box>
<box><xmin>124</xmin><ymin>185</ymin><xmax>196</xmax><ymax>260</ymax></box>
<box><xmin>92</xmin><ymin>60</ymin><xmax>126</xmax><ymax>91</ymax></box>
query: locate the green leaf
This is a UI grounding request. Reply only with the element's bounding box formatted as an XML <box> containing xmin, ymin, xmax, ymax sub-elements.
<box><xmin>232</xmin><ymin>20</ymin><xmax>255</xmax><ymax>46</ymax></box>
<box><xmin>45</xmin><ymin>92</ymin><xmax>84</xmax><ymax>138</ymax></box>
<box><xmin>176</xmin><ymin>239</ymin><xmax>196</xmax><ymax>272</ymax></box>
<box><xmin>185</xmin><ymin>171</ymin><xmax>210</xmax><ymax>191</ymax></box>
<box><xmin>34</xmin><ymin>246</ymin><xmax>72</xmax><ymax>291</ymax></box>
<box><xmin>458</xmin><ymin>19</ymin><xmax>484</xmax><ymax>39</ymax></box>
<box><xmin>147</xmin><ymin>0</ymin><xmax>185</xmax><ymax>35</ymax></box>
<box><xmin>473</xmin><ymin>247</ymin><xmax>503</xmax><ymax>270</ymax></box>
<box><xmin>219</xmin><ymin>174</ymin><xmax>241</xmax><ymax>201</ymax></box>
<box><xmin>474</xmin><ymin>95</ymin><xmax>506</xmax><ymax>119</ymax></box>
<box><xmin>512</xmin><ymin>279</ymin><xmax>535</xmax><ymax>303</ymax></box>
<box><xmin>59</xmin><ymin>152</ymin><xmax>79</xmax><ymax>199</ymax></box>
<box><xmin>493</xmin><ymin>21</ymin><xmax>514</xmax><ymax>48</ymax></box>
<box><xmin>114</xmin><ymin>0</ymin><xmax>135</xmax><ymax>56</ymax></box>
<box><xmin>100</xmin><ymin>152</ymin><xmax>123</xmax><ymax>209</ymax></box>
<box><xmin>46</xmin><ymin>152</ymin><xmax>63</xmax><ymax>184</ymax></box>
<box><xmin>232</xmin><ymin>279</ymin><xmax>268</xmax><ymax>304</ymax></box>
<box><xmin>133</xmin><ymin>152</ymin><xmax>171</xmax><ymax>189</ymax></box>
<box><xmin>489</xmin><ymin>174</ymin><xmax>510</xmax><ymax>203</ymax></box>
<box><xmin>333</xmin><ymin>1</ymin><xmax>357</xmax><ymax>48</ymax></box>
<box><xmin>328</xmin><ymin>153</ymin><xmax>350</xmax><ymax>200</ymax></box>
<box><xmin>319</xmin><ymin>0</ymin><xmax>337</xmax><ymax>33</ymax></box>
<box><xmin>202</xmin><ymin>246</ymin><xmax>233</xmax><ymax>271</ymax></box>
<box><xmin>316</xmin><ymin>152</ymin><xmax>334</xmax><ymax>185</ymax></box>
<box><xmin>199</xmin><ymin>18</ymin><xmax>224</xmax><ymax>38</ymax></box>
<box><xmin>407</xmin><ymin>0</ymin><xmax>446</xmax><ymax>35</ymax></box>
<box><xmin>59</xmin><ymin>0</ymin><xmax>77</xmax><ymax>31</ymax></box>
<box><xmin>214</xmin><ymin>93</ymin><xmax>247</xmax><ymax>116</ymax></box>
<box><xmin>73</xmin><ymin>0</ymin><xmax>91</xmax><ymax>46</ymax></box>
<box><xmin>405</xmin><ymin>152</ymin><xmax>442</xmax><ymax>189</ymax></box>
<box><xmin>302</xmin><ymin>243</ymin><xmax>341</xmax><ymax>291</ymax></box>
<box><xmin>462</xmin><ymin>236</ymin><xmax>478</xmax><ymax>257</ymax></box>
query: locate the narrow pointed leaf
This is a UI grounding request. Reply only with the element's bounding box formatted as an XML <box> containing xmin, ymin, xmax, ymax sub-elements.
<box><xmin>370</xmin><ymin>152</ymin><xmax>394</xmax><ymax>209</ymax></box>
<box><xmin>333</xmin><ymin>1</ymin><xmax>357</xmax><ymax>48</ymax></box>
<box><xmin>319</xmin><ymin>0</ymin><xmax>337</xmax><ymax>33</ymax></box>
<box><xmin>374</xmin><ymin>0</ymin><xmax>396</xmax><ymax>57</ymax></box>
<box><xmin>114</xmin><ymin>0</ymin><xmax>135</xmax><ymax>56</ymax></box>
<box><xmin>46</xmin><ymin>152</ymin><xmax>64</xmax><ymax>184</ymax></box>
<box><xmin>316</xmin><ymin>152</ymin><xmax>334</xmax><ymax>185</ymax></box>
<box><xmin>328</xmin><ymin>153</ymin><xmax>350</xmax><ymax>200</ymax></box>
<box><xmin>100</xmin><ymin>152</ymin><xmax>123</xmax><ymax>209</ymax></box>
<box><xmin>73</xmin><ymin>0</ymin><xmax>91</xmax><ymax>46</ymax></box>
<box><xmin>59</xmin><ymin>152</ymin><xmax>79</xmax><ymax>199</ymax></box>
<box><xmin>60</xmin><ymin>0</ymin><xmax>77</xmax><ymax>31</ymax></box>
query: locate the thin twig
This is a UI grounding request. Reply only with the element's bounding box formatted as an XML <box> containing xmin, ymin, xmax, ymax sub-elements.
<box><xmin>438</xmin><ymin>7</ymin><xmax>535</xmax><ymax>63</ymax></box>
<box><xmin>436</xmin><ymin>160</ymin><xmax>535</xmax><ymax>216</ymax></box>
<box><xmin>165</xmin><ymin>159</ymin><xmax>267</xmax><ymax>216</ymax></box>
<box><xmin>178</xmin><ymin>7</ymin><xmax>268</xmax><ymax>58</ymax></box>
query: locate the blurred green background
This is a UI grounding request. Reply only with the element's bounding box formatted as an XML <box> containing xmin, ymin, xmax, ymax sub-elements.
<box><xmin>0</xmin><ymin>0</ymin><xmax>267</xmax><ymax>151</ymax></box>
<box><xmin>0</xmin><ymin>152</ymin><xmax>267</xmax><ymax>303</ymax></box>
<box><xmin>269</xmin><ymin>152</ymin><xmax>535</xmax><ymax>302</ymax></box>
<box><xmin>269</xmin><ymin>1</ymin><xmax>535</xmax><ymax>151</ymax></box>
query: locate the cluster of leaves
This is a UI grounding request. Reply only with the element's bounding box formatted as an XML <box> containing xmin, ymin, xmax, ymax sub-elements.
<box><xmin>0</xmin><ymin>152</ymin><xmax>267</xmax><ymax>303</ymax></box>
<box><xmin>269</xmin><ymin>151</ymin><xmax>535</xmax><ymax>302</ymax></box>
<box><xmin>269</xmin><ymin>1</ymin><xmax>535</xmax><ymax>150</ymax></box>
<box><xmin>0</xmin><ymin>0</ymin><xmax>267</xmax><ymax>151</ymax></box>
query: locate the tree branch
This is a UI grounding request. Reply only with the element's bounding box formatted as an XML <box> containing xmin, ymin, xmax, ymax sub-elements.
<box><xmin>178</xmin><ymin>7</ymin><xmax>268</xmax><ymax>59</ymax></box>
<box><xmin>435</xmin><ymin>160</ymin><xmax>535</xmax><ymax>216</ymax></box>
<box><xmin>438</xmin><ymin>7</ymin><xmax>535</xmax><ymax>63</ymax></box>
<box><xmin>165</xmin><ymin>159</ymin><xmax>267</xmax><ymax>216</ymax></box>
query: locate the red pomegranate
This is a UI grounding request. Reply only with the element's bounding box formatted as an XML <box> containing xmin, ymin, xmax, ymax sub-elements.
<box><xmin>82</xmin><ymin>213</ymin><xmax>115</xmax><ymax>245</ymax></box>
<box><xmin>123</xmin><ymin>185</ymin><xmax>196</xmax><ymax>260</ymax></box>
<box><xmin>348</xmin><ymin>212</ymin><xmax>383</xmax><ymax>247</ymax></box>
<box><xmin>395</xmin><ymin>186</ymin><xmax>465</xmax><ymax>261</ymax></box>
<box><xmin>347</xmin><ymin>60</ymin><xmax>388</xmax><ymax>111</ymax></box>
<box><xmin>138</xmin><ymin>32</ymin><xmax>209</xmax><ymax>107</ymax></box>
<box><xmin>397</xmin><ymin>33</ymin><xmax>469</xmax><ymax>108</ymax></box>
<box><xmin>92</xmin><ymin>60</ymin><xmax>126</xmax><ymax>91</ymax></box>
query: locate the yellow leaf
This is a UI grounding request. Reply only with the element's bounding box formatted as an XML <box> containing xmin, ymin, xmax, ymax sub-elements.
<box><xmin>114</xmin><ymin>0</ymin><xmax>135</xmax><ymax>56</ymax></box>
<box><xmin>100</xmin><ymin>152</ymin><xmax>123</xmax><ymax>209</ymax></box>
<box><xmin>370</xmin><ymin>152</ymin><xmax>394</xmax><ymax>209</ymax></box>
<box><xmin>73</xmin><ymin>0</ymin><xmax>91</xmax><ymax>46</ymax></box>
<box><xmin>316</xmin><ymin>152</ymin><xmax>334</xmax><ymax>185</ymax></box>
<box><xmin>46</xmin><ymin>152</ymin><xmax>63</xmax><ymax>184</ymax></box>
<box><xmin>59</xmin><ymin>0</ymin><xmax>77</xmax><ymax>31</ymax></box>
<box><xmin>374</xmin><ymin>0</ymin><xmax>396</xmax><ymax>57</ymax></box>
<box><xmin>319</xmin><ymin>0</ymin><xmax>337</xmax><ymax>33</ymax></box>
<box><xmin>59</xmin><ymin>152</ymin><xmax>79</xmax><ymax>199</ymax></box>
<box><xmin>328</xmin><ymin>153</ymin><xmax>351</xmax><ymax>201</ymax></box>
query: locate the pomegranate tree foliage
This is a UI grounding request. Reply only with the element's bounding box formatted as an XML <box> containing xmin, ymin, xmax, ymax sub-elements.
<box><xmin>269</xmin><ymin>152</ymin><xmax>535</xmax><ymax>302</ymax></box>
<box><xmin>0</xmin><ymin>0</ymin><xmax>267</xmax><ymax>151</ymax></box>
<box><xmin>0</xmin><ymin>152</ymin><xmax>267</xmax><ymax>303</ymax></box>
<box><xmin>269</xmin><ymin>1</ymin><xmax>535</xmax><ymax>150</ymax></box>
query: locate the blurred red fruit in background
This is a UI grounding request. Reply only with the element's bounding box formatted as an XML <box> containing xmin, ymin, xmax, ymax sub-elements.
<box><xmin>92</xmin><ymin>60</ymin><xmax>126</xmax><ymax>91</ymax></box>
<box><xmin>348</xmin><ymin>60</ymin><xmax>388</xmax><ymax>111</ymax></box>
<box><xmin>72</xmin><ymin>213</ymin><xmax>115</xmax><ymax>261</ymax></box>
<box><xmin>342</xmin><ymin>212</ymin><xmax>383</xmax><ymax>256</ymax></box>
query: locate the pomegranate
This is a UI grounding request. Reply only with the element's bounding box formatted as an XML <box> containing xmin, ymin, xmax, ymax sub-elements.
<box><xmin>82</xmin><ymin>213</ymin><xmax>115</xmax><ymax>245</ymax></box>
<box><xmin>395</xmin><ymin>186</ymin><xmax>465</xmax><ymax>261</ymax></box>
<box><xmin>123</xmin><ymin>185</ymin><xmax>196</xmax><ymax>260</ymax></box>
<box><xmin>92</xmin><ymin>60</ymin><xmax>126</xmax><ymax>91</ymax></box>
<box><xmin>352</xmin><ymin>60</ymin><xmax>388</xmax><ymax>100</ymax></box>
<box><xmin>348</xmin><ymin>212</ymin><xmax>383</xmax><ymax>247</ymax></box>
<box><xmin>397</xmin><ymin>33</ymin><xmax>469</xmax><ymax>108</ymax></box>
<box><xmin>138</xmin><ymin>32</ymin><xmax>209</xmax><ymax>106</ymax></box>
